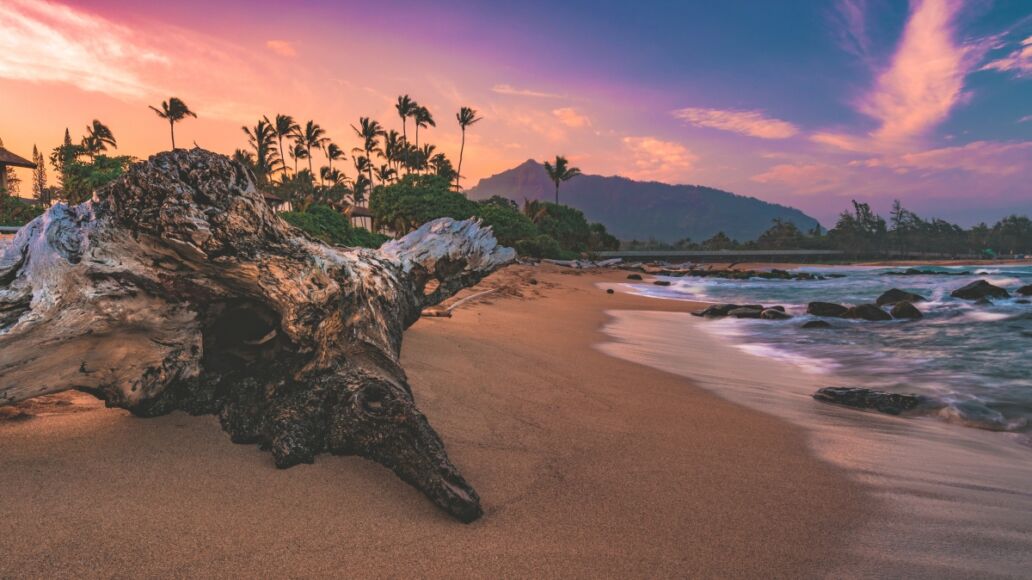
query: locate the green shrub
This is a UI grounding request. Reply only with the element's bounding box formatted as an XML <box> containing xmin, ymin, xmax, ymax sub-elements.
<box><xmin>473</xmin><ymin>202</ymin><xmax>538</xmax><ymax>247</ymax></box>
<box><xmin>370</xmin><ymin>174</ymin><xmax>476</xmax><ymax>235</ymax></box>
<box><xmin>280</xmin><ymin>204</ymin><xmax>388</xmax><ymax>248</ymax></box>
<box><xmin>0</xmin><ymin>196</ymin><xmax>43</xmax><ymax>226</ymax></box>
<box><xmin>61</xmin><ymin>155</ymin><xmax>134</xmax><ymax>204</ymax></box>
<box><xmin>514</xmin><ymin>234</ymin><xmax>563</xmax><ymax>259</ymax></box>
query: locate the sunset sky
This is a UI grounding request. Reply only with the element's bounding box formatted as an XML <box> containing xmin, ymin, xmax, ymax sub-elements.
<box><xmin>1</xmin><ymin>0</ymin><xmax>1029</xmax><ymax>225</ymax></box>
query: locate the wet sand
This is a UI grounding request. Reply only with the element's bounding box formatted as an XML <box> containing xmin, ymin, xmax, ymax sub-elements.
<box><xmin>0</xmin><ymin>265</ymin><xmax>866</xmax><ymax>578</ymax></box>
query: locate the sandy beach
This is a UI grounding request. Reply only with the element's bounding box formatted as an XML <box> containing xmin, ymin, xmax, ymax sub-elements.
<box><xmin>0</xmin><ymin>264</ymin><xmax>867</xmax><ymax>578</ymax></box>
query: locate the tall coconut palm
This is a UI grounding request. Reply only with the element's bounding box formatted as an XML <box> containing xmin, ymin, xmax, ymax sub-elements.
<box><xmin>324</xmin><ymin>143</ymin><xmax>345</xmax><ymax>178</ymax></box>
<box><xmin>241</xmin><ymin>119</ymin><xmax>276</xmax><ymax>183</ymax></box>
<box><xmin>375</xmin><ymin>164</ymin><xmax>396</xmax><ymax>184</ymax></box>
<box><xmin>455</xmin><ymin>106</ymin><xmax>482</xmax><ymax>191</ymax></box>
<box><xmin>270</xmin><ymin>114</ymin><xmax>299</xmax><ymax>179</ymax></box>
<box><xmin>351</xmin><ymin>117</ymin><xmax>383</xmax><ymax>187</ymax></box>
<box><xmin>290</xmin><ymin>139</ymin><xmax>309</xmax><ymax>176</ymax></box>
<box><xmin>149</xmin><ymin>97</ymin><xmax>196</xmax><ymax>150</ymax></box>
<box><xmin>543</xmin><ymin>155</ymin><xmax>581</xmax><ymax>205</ymax></box>
<box><xmin>395</xmin><ymin>95</ymin><xmax>416</xmax><ymax>143</ymax></box>
<box><xmin>82</xmin><ymin>120</ymin><xmax>117</xmax><ymax>160</ymax></box>
<box><xmin>381</xmin><ymin>130</ymin><xmax>403</xmax><ymax>173</ymax></box>
<box><xmin>413</xmin><ymin>106</ymin><xmax>435</xmax><ymax>149</ymax></box>
<box><xmin>299</xmin><ymin>120</ymin><xmax>328</xmax><ymax>178</ymax></box>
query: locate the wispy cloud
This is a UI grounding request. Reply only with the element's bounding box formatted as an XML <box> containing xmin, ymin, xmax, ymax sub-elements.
<box><xmin>265</xmin><ymin>40</ymin><xmax>297</xmax><ymax>57</ymax></box>
<box><xmin>830</xmin><ymin>0</ymin><xmax>873</xmax><ymax>67</ymax></box>
<box><xmin>981</xmin><ymin>35</ymin><xmax>1032</xmax><ymax>77</ymax></box>
<box><xmin>1020</xmin><ymin>114</ymin><xmax>1032</xmax><ymax>123</ymax></box>
<box><xmin>853</xmin><ymin>140</ymin><xmax>1032</xmax><ymax>176</ymax></box>
<box><xmin>854</xmin><ymin>0</ymin><xmax>977</xmax><ymax>147</ymax></box>
<box><xmin>750</xmin><ymin>163</ymin><xmax>848</xmax><ymax>195</ymax></box>
<box><xmin>553</xmin><ymin>107</ymin><xmax>591</xmax><ymax>128</ymax></box>
<box><xmin>621</xmin><ymin>136</ymin><xmax>697</xmax><ymax>182</ymax></box>
<box><xmin>491</xmin><ymin>84</ymin><xmax>564</xmax><ymax>99</ymax></box>
<box><xmin>0</xmin><ymin>0</ymin><xmax>168</xmax><ymax>99</ymax></box>
<box><xmin>672</xmin><ymin>107</ymin><xmax>799</xmax><ymax>139</ymax></box>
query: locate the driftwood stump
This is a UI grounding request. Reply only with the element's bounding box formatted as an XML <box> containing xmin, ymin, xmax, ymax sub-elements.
<box><xmin>0</xmin><ymin>149</ymin><xmax>514</xmax><ymax>522</ymax></box>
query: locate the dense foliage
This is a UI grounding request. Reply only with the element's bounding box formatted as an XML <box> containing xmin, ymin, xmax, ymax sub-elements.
<box><xmin>369</xmin><ymin>174</ymin><xmax>619</xmax><ymax>258</ymax></box>
<box><xmin>623</xmin><ymin>200</ymin><xmax>1032</xmax><ymax>257</ymax></box>
<box><xmin>60</xmin><ymin>155</ymin><xmax>134</xmax><ymax>204</ymax></box>
<box><xmin>280</xmin><ymin>204</ymin><xmax>388</xmax><ymax>248</ymax></box>
<box><xmin>0</xmin><ymin>196</ymin><xmax>43</xmax><ymax>226</ymax></box>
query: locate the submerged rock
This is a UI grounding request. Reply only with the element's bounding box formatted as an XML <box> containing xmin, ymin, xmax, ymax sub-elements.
<box><xmin>890</xmin><ymin>301</ymin><xmax>922</xmax><ymax>320</ymax></box>
<box><xmin>626</xmin><ymin>273</ymin><xmax>643</xmax><ymax>280</ymax></box>
<box><xmin>653</xmin><ymin>280</ymin><xmax>672</xmax><ymax>287</ymax></box>
<box><xmin>801</xmin><ymin>320</ymin><xmax>832</xmax><ymax>329</ymax></box>
<box><xmin>812</xmin><ymin>387</ymin><xmax>930</xmax><ymax>416</ymax></box>
<box><xmin>844</xmin><ymin>303</ymin><xmax>892</xmax><ymax>321</ymax></box>
<box><xmin>728</xmin><ymin>307</ymin><xmax>763</xmax><ymax>319</ymax></box>
<box><xmin>692</xmin><ymin>303</ymin><xmax>741</xmax><ymax>318</ymax></box>
<box><xmin>1017</xmin><ymin>284</ymin><xmax>1032</xmax><ymax>296</ymax></box>
<box><xmin>974</xmin><ymin>297</ymin><xmax>993</xmax><ymax>306</ymax></box>
<box><xmin>951</xmin><ymin>279</ymin><xmax>1010</xmax><ymax>300</ymax></box>
<box><xmin>875</xmin><ymin>288</ymin><xmax>927</xmax><ymax>306</ymax></box>
<box><xmin>760</xmin><ymin>308</ymin><xmax>791</xmax><ymax>320</ymax></box>
<box><xmin>807</xmin><ymin>301</ymin><xmax>849</xmax><ymax>317</ymax></box>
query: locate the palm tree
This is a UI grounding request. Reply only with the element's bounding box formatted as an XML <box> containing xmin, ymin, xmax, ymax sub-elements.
<box><xmin>381</xmin><ymin>130</ymin><xmax>403</xmax><ymax>173</ymax></box>
<box><xmin>395</xmin><ymin>95</ymin><xmax>417</xmax><ymax>143</ymax></box>
<box><xmin>324</xmin><ymin>143</ymin><xmax>345</xmax><ymax>180</ymax></box>
<box><xmin>149</xmin><ymin>97</ymin><xmax>196</xmax><ymax>150</ymax></box>
<box><xmin>375</xmin><ymin>164</ymin><xmax>396</xmax><ymax>184</ymax></box>
<box><xmin>299</xmin><ymin>120</ymin><xmax>328</xmax><ymax>178</ymax></box>
<box><xmin>351</xmin><ymin>117</ymin><xmax>383</xmax><ymax>187</ymax></box>
<box><xmin>543</xmin><ymin>155</ymin><xmax>581</xmax><ymax>205</ymax></box>
<box><xmin>455</xmin><ymin>106</ymin><xmax>482</xmax><ymax>191</ymax></box>
<box><xmin>82</xmin><ymin>120</ymin><xmax>116</xmax><ymax>160</ymax></box>
<box><xmin>241</xmin><ymin>119</ymin><xmax>276</xmax><ymax>184</ymax></box>
<box><xmin>413</xmin><ymin>106</ymin><xmax>435</xmax><ymax>149</ymax></box>
<box><xmin>418</xmin><ymin>144</ymin><xmax>436</xmax><ymax>174</ymax></box>
<box><xmin>271</xmin><ymin>114</ymin><xmax>299</xmax><ymax>179</ymax></box>
<box><xmin>290</xmin><ymin>140</ymin><xmax>309</xmax><ymax>176</ymax></box>
<box><xmin>431</xmin><ymin>153</ymin><xmax>456</xmax><ymax>181</ymax></box>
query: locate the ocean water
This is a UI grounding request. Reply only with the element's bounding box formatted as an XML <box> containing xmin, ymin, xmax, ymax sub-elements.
<box><xmin>628</xmin><ymin>264</ymin><xmax>1032</xmax><ymax>434</ymax></box>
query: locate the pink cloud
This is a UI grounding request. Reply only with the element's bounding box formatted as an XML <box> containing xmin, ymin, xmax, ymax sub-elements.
<box><xmin>552</xmin><ymin>107</ymin><xmax>590</xmax><ymax>128</ymax></box>
<box><xmin>750</xmin><ymin>163</ymin><xmax>847</xmax><ymax>195</ymax></box>
<box><xmin>981</xmin><ymin>35</ymin><xmax>1032</xmax><ymax>78</ymax></box>
<box><xmin>265</xmin><ymin>40</ymin><xmax>297</xmax><ymax>58</ymax></box>
<box><xmin>621</xmin><ymin>136</ymin><xmax>698</xmax><ymax>182</ymax></box>
<box><xmin>491</xmin><ymin>84</ymin><xmax>563</xmax><ymax>99</ymax></box>
<box><xmin>672</xmin><ymin>107</ymin><xmax>799</xmax><ymax>139</ymax></box>
<box><xmin>855</xmin><ymin>0</ymin><xmax>977</xmax><ymax>147</ymax></box>
<box><xmin>853</xmin><ymin>141</ymin><xmax>1032</xmax><ymax>176</ymax></box>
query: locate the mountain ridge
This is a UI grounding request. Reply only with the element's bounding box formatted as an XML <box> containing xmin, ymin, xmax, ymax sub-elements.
<box><xmin>467</xmin><ymin>160</ymin><xmax>819</xmax><ymax>243</ymax></box>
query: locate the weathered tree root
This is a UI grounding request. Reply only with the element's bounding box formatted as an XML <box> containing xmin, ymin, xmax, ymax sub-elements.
<box><xmin>0</xmin><ymin>149</ymin><xmax>514</xmax><ymax>523</ymax></box>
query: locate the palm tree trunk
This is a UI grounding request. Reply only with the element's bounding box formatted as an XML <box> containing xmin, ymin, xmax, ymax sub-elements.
<box><xmin>555</xmin><ymin>182</ymin><xmax>559</xmax><ymax>205</ymax></box>
<box><xmin>170</xmin><ymin>121</ymin><xmax>176</xmax><ymax>150</ymax></box>
<box><xmin>456</xmin><ymin>129</ymin><xmax>466</xmax><ymax>192</ymax></box>
<box><xmin>308</xmin><ymin>147</ymin><xmax>314</xmax><ymax>179</ymax></box>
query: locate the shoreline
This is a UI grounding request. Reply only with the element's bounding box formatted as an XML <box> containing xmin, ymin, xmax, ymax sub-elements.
<box><xmin>602</xmin><ymin>270</ymin><xmax>1032</xmax><ymax>578</ymax></box>
<box><xmin>0</xmin><ymin>264</ymin><xmax>866</xmax><ymax>577</ymax></box>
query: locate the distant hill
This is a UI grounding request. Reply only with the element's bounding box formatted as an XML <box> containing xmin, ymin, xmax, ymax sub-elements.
<box><xmin>467</xmin><ymin>160</ymin><xmax>820</xmax><ymax>243</ymax></box>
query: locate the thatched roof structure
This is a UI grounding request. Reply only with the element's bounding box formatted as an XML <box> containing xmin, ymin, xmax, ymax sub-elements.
<box><xmin>0</xmin><ymin>147</ymin><xmax>36</xmax><ymax>169</ymax></box>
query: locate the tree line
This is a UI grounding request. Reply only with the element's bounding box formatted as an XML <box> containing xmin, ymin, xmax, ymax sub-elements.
<box><xmin>624</xmin><ymin>200</ymin><xmax>1032</xmax><ymax>257</ymax></box>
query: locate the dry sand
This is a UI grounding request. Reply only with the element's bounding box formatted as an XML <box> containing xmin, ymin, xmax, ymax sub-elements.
<box><xmin>0</xmin><ymin>265</ymin><xmax>866</xmax><ymax>578</ymax></box>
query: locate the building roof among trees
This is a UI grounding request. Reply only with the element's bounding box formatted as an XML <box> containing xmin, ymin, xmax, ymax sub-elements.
<box><xmin>0</xmin><ymin>147</ymin><xmax>36</xmax><ymax>169</ymax></box>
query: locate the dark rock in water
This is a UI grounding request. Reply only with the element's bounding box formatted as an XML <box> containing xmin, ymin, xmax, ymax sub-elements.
<box><xmin>974</xmin><ymin>297</ymin><xmax>993</xmax><ymax>306</ymax></box>
<box><xmin>653</xmin><ymin>280</ymin><xmax>671</xmax><ymax>286</ymax></box>
<box><xmin>692</xmin><ymin>303</ymin><xmax>741</xmax><ymax>318</ymax></box>
<box><xmin>1017</xmin><ymin>284</ymin><xmax>1032</xmax><ymax>296</ymax></box>
<box><xmin>890</xmin><ymin>301</ymin><xmax>922</xmax><ymax>320</ymax></box>
<box><xmin>812</xmin><ymin>387</ymin><xmax>929</xmax><ymax>416</ymax></box>
<box><xmin>760</xmin><ymin>308</ymin><xmax>791</xmax><ymax>320</ymax></box>
<box><xmin>888</xmin><ymin>268</ymin><xmax>970</xmax><ymax>276</ymax></box>
<box><xmin>844</xmin><ymin>303</ymin><xmax>892</xmax><ymax>321</ymax></box>
<box><xmin>728</xmin><ymin>307</ymin><xmax>763</xmax><ymax>319</ymax></box>
<box><xmin>876</xmin><ymin>288</ymin><xmax>927</xmax><ymax>306</ymax></box>
<box><xmin>801</xmin><ymin>320</ymin><xmax>832</xmax><ymax>329</ymax></box>
<box><xmin>1016</xmin><ymin>299</ymin><xmax>1031</xmax><ymax>305</ymax></box>
<box><xmin>606</xmin><ymin>288</ymin><xmax>615</xmax><ymax>294</ymax></box>
<box><xmin>951</xmin><ymin>279</ymin><xmax>1010</xmax><ymax>300</ymax></box>
<box><xmin>807</xmin><ymin>301</ymin><xmax>849</xmax><ymax>317</ymax></box>
<box><xmin>626</xmin><ymin>273</ymin><xmax>643</xmax><ymax>281</ymax></box>
<box><xmin>768</xmin><ymin>305</ymin><xmax>786</xmax><ymax>312</ymax></box>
